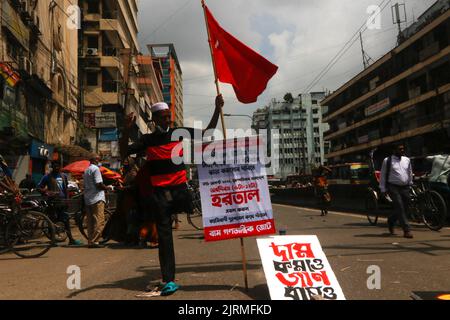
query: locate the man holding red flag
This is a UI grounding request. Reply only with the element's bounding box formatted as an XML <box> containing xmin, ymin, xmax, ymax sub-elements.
<box><xmin>203</xmin><ymin>2</ymin><xmax>278</xmax><ymax>104</ymax></box>
<box><xmin>123</xmin><ymin>96</ymin><xmax>224</xmax><ymax>297</ymax></box>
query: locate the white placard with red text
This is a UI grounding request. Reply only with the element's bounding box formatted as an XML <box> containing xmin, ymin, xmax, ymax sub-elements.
<box><xmin>197</xmin><ymin>139</ymin><xmax>276</xmax><ymax>242</ymax></box>
<box><xmin>257</xmin><ymin>236</ymin><xmax>346</xmax><ymax>300</ymax></box>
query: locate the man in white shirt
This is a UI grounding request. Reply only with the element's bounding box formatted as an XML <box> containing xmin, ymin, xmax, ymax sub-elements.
<box><xmin>83</xmin><ymin>156</ymin><xmax>112</xmax><ymax>248</ymax></box>
<box><xmin>380</xmin><ymin>143</ymin><xmax>414</xmax><ymax>239</ymax></box>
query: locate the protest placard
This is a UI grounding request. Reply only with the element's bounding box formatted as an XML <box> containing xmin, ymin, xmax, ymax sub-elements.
<box><xmin>257</xmin><ymin>235</ymin><xmax>346</xmax><ymax>300</ymax></box>
<box><xmin>196</xmin><ymin>138</ymin><xmax>276</xmax><ymax>242</ymax></box>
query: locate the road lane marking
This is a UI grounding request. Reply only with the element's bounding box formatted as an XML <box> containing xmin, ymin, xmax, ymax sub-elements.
<box><xmin>273</xmin><ymin>204</ymin><xmax>385</xmax><ymax>221</ymax></box>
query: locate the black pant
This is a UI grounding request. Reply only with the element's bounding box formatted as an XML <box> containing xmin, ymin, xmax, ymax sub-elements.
<box><xmin>151</xmin><ymin>186</ymin><xmax>191</xmax><ymax>283</ymax></box>
<box><xmin>55</xmin><ymin>205</ymin><xmax>75</xmax><ymax>242</ymax></box>
<box><xmin>387</xmin><ymin>185</ymin><xmax>411</xmax><ymax>232</ymax></box>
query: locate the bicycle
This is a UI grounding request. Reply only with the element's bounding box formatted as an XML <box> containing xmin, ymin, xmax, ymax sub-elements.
<box><xmin>186</xmin><ymin>182</ymin><xmax>203</xmax><ymax>231</ymax></box>
<box><xmin>22</xmin><ymin>192</ymin><xmax>72</xmax><ymax>243</ymax></box>
<box><xmin>409</xmin><ymin>177</ymin><xmax>447</xmax><ymax>231</ymax></box>
<box><xmin>365</xmin><ymin>178</ymin><xmax>447</xmax><ymax>231</ymax></box>
<box><xmin>76</xmin><ymin>191</ymin><xmax>116</xmax><ymax>244</ymax></box>
<box><xmin>365</xmin><ymin>150</ymin><xmax>447</xmax><ymax>231</ymax></box>
<box><xmin>0</xmin><ymin>192</ymin><xmax>55</xmax><ymax>259</ymax></box>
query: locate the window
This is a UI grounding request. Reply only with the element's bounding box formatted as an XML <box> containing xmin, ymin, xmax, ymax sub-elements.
<box><xmin>86</xmin><ymin>72</ymin><xmax>98</xmax><ymax>86</ymax></box>
<box><xmin>6</xmin><ymin>37</ymin><xmax>21</xmax><ymax>62</ymax></box>
<box><xmin>87</xmin><ymin>0</ymin><xmax>100</xmax><ymax>14</ymax></box>
<box><xmin>57</xmin><ymin>76</ymin><xmax>63</xmax><ymax>95</ymax></box>
<box><xmin>87</xmin><ymin>35</ymin><xmax>98</xmax><ymax>49</ymax></box>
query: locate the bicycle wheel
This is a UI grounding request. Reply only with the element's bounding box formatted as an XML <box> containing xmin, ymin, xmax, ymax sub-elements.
<box><xmin>6</xmin><ymin>211</ymin><xmax>55</xmax><ymax>259</ymax></box>
<box><xmin>52</xmin><ymin>222</ymin><xmax>68</xmax><ymax>243</ymax></box>
<box><xmin>365</xmin><ymin>189</ymin><xmax>379</xmax><ymax>226</ymax></box>
<box><xmin>76</xmin><ymin>209</ymin><xmax>88</xmax><ymax>240</ymax></box>
<box><xmin>99</xmin><ymin>210</ymin><xmax>113</xmax><ymax>245</ymax></box>
<box><xmin>187</xmin><ymin>208</ymin><xmax>203</xmax><ymax>231</ymax></box>
<box><xmin>187</xmin><ymin>191</ymin><xmax>203</xmax><ymax>231</ymax></box>
<box><xmin>78</xmin><ymin>208</ymin><xmax>112</xmax><ymax>243</ymax></box>
<box><xmin>420</xmin><ymin>190</ymin><xmax>447</xmax><ymax>231</ymax></box>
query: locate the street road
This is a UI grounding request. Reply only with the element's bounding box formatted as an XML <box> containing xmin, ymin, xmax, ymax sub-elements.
<box><xmin>1</xmin><ymin>204</ymin><xmax>449</xmax><ymax>300</ymax></box>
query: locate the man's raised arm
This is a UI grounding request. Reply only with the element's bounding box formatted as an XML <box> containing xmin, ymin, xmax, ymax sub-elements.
<box><xmin>203</xmin><ymin>94</ymin><xmax>225</xmax><ymax>134</ymax></box>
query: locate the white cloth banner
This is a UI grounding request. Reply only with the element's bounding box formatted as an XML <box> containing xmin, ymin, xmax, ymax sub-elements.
<box><xmin>196</xmin><ymin>138</ymin><xmax>276</xmax><ymax>242</ymax></box>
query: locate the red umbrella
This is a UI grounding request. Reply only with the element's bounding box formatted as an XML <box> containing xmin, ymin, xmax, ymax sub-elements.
<box><xmin>63</xmin><ymin>161</ymin><xmax>123</xmax><ymax>182</ymax></box>
<box><xmin>63</xmin><ymin>160</ymin><xmax>90</xmax><ymax>176</ymax></box>
<box><xmin>101</xmin><ymin>166</ymin><xmax>123</xmax><ymax>182</ymax></box>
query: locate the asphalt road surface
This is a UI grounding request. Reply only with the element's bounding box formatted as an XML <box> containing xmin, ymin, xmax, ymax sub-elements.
<box><xmin>1</xmin><ymin>204</ymin><xmax>449</xmax><ymax>300</ymax></box>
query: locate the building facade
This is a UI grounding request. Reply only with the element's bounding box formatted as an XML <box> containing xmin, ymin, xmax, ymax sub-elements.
<box><xmin>0</xmin><ymin>0</ymin><xmax>80</xmax><ymax>183</ymax></box>
<box><xmin>322</xmin><ymin>2</ymin><xmax>450</xmax><ymax>167</ymax></box>
<box><xmin>253</xmin><ymin>93</ymin><xmax>330</xmax><ymax>179</ymax></box>
<box><xmin>148</xmin><ymin>44</ymin><xmax>183</xmax><ymax>127</ymax></box>
<box><xmin>136</xmin><ymin>53</ymin><xmax>164</xmax><ymax>130</ymax></box>
<box><xmin>79</xmin><ymin>0</ymin><xmax>147</xmax><ymax>167</ymax></box>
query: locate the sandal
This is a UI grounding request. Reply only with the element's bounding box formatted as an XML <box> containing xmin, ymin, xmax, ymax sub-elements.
<box><xmin>161</xmin><ymin>282</ymin><xmax>180</xmax><ymax>296</ymax></box>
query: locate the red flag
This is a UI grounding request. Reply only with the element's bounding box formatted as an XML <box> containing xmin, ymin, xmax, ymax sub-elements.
<box><xmin>204</xmin><ymin>5</ymin><xmax>278</xmax><ymax>104</ymax></box>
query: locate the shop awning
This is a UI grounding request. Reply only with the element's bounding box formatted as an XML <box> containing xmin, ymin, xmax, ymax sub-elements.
<box><xmin>54</xmin><ymin>144</ymin><xmax>97</xmax><ymax>162</ymax></box>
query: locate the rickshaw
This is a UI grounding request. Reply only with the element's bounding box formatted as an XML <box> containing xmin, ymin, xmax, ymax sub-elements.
<box><xmin>364</xmin><ymin>151</ymin><xmax>447</xmax><ymax>231</ymax></box>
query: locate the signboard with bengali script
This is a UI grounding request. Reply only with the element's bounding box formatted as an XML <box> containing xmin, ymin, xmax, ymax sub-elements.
<box><xmin>196</xmin><ymin>138</ymin><xmax>276</xmax><ymax>242</ymax></box>
<box><xmin>257</xmin><ymin>235</ymin><xmax>345</xmax><ymax>300</ymax></box>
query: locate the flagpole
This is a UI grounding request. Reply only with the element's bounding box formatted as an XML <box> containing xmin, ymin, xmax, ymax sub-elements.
<box><xmin>201</xmin><ymin>0</ymin><xmax>227</xmax><ymax>137</ymax></box>
<box><xmin>201</xmin><ymin>0</ymin><xmax>249</xmax><ymax>293</ymax></box>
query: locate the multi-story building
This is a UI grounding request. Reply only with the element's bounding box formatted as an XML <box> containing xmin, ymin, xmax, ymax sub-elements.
<box><xmin>136</xmin><ymin>53</ymin><xmax>164</xmax><ymax>130</ymax></box>
<box><xmin>253</xmin><ymin>93</ymin><xmax>330</xmax><ymax>179</ymax></box>
<box><xmin>148</xmin><ymin>44</ymin><xmax>183</xmax><ymax>127</ymax></box>
<box><xmin>0</xmin><ymin>0</ymin><xmax>80</xmax><ymax>182</ymax></box>
<box><xmin>78</xmin><ymin>0</ymin><xmax>145</xmax><ymax>166</ymax></box>
<box><xmin>322</xmin><ymin>1</ymin><xmax>450</xmax><ymax>166</ymax></box>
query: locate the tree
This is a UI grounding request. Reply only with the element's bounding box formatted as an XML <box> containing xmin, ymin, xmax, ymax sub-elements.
<box><xmin>284</xmin><ymin>92</ymin><xmax>294</xmax><ymax>103</ymax></box>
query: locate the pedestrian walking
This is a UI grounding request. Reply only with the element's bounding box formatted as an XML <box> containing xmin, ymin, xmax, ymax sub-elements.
<box><xmin>123</xmin><ymin>95</ymin><xmax>224</xmax><ymax>297</ymax></box>
<box><xmin>380</xmin><ymin>143</ymin><xmax>414</xmax><ymax>239</ymax></box>
<box><xmin>313</xmin><ymin>165</ymin><xmax>332</xmax><ymax>216</ymax></box>
<box><xmin>83</xmin><ymin>156</ymin><xmax>113</xmax><ymax>248</ymax></box>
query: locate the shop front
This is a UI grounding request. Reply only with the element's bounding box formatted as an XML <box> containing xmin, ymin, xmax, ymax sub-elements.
<box><xmin>29</xmin><ymin>139</ymin><xmax>54</xmax><ymax>184</ymax></box>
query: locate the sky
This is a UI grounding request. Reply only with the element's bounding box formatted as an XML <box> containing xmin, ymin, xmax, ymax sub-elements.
<box><xmin>137</xmin><ymin>0</ymin><xmax>438</xmax><ymax>130</ymax></box>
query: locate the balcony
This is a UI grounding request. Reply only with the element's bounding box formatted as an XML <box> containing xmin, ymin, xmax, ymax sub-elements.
<box><xmin>100</xmin><ymin>17</ymin><xmax>119</xmax><ymax>31</ymax></box>
<box><xmin>84</xmin><ymin>86</ymin><xmax>120</xmax><ymax>107</ymax></box>
<box><xmin>101</xmin><ymin>55</ymin><xmax>122</xmax><ymax>70</ymax></box>
<box><xmin>83</xmin><ymin>12</ymin><xmax>101</xmax><ymax>22</ymax></box>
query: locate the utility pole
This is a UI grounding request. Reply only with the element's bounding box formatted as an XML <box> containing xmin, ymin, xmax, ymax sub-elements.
<box><xmin>118</xmin><ymin>47</ymin><xmax>135</xmax><ymax>160</ymax></box>
<box><xmin>359</xmin><ymin>32</ymin><xmax>373</xmax><ymax>70</ymax></box>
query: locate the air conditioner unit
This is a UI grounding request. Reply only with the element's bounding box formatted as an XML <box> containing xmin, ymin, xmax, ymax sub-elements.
<box><xmin>86</xmin><ymin>48</ymin><xmax>99</xmax><ymax>56</ymax></box>
<box><xmin>19</xmin><ymin>56</ymin><xmax>33</xmax><ymax>75</ymax></box>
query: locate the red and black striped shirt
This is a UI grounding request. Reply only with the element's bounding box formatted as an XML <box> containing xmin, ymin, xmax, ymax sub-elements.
<box><xmin>127</xmin><ymin>128</ymin><xmax>200</xmax><ymax>188</ymax></box>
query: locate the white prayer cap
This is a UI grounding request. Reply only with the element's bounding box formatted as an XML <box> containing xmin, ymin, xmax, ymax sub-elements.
<box><xmin>151</xmin><ymin>102</ymin><xmax>169</xmax><ymax>113</ymax></box>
